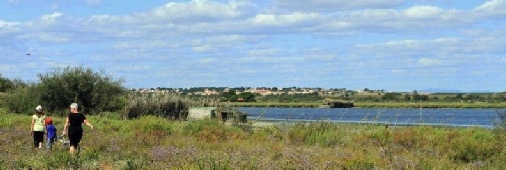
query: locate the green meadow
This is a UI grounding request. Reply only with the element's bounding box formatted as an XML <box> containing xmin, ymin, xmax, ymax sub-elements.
<box><xmin>1</xmin><ymin>111</ymin><xmax>505</xmax><ymax>169</ymax></box>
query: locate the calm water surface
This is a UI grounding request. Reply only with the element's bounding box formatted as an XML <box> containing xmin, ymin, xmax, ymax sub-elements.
<box><xmin>238</xmin><ymin>107</ymin><xmax>501</xmax><ymax>128</ymax></box>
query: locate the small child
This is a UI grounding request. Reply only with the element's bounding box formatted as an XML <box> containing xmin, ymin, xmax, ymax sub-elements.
<box><xmin>45</xmin><ymin>117</ymin><xmax>57</xmax><ymax>150</ymax></box>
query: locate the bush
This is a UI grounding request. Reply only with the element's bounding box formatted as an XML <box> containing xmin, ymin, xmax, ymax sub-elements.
<box><xmin>450</xmin><ymin>129</ymin><xmax>497</xmax><ymax>163</ymax></box>
<box><xmin>183</xmin><ymin>119</ymin><xmax>221</xmax><ymax>135</ymax></box>
<box><xmin>0</xmin><ymin>74</ymin><xmax>25</xmax><ymax>92</ymax></box>
<box><xmin>123</xmin><ymin>93</ymin><xmax>189</xmax><ymax>119</ymax></box>
<box><xmin>287</xmin><ymin>122</ymin><xmax>341</xmax><ymax>147</ymax></box>
<box><xmin>37</xmin><ymin>66</ymin><xmax>126</xmax><ymax>114</ymax></box>
<box><xmin>3</xmin><ymin>85</ymin><xmax>40</xmax><ymax>114</ymax></box>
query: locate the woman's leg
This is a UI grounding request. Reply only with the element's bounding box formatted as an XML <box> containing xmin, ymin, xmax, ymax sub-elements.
<box><xmin>33</xmin><ymin>131</ymin><xmax>44</xmax><ymax>148</ymax></box>
<box><xmin>33</xmin><ymin>133</ymin><xmax>38</xmax><ymax>148</ymax></box>
<box><xmin>68</xmin><ymin>131</ymin><xmax>83</xmax><ymax>154</ymax></box>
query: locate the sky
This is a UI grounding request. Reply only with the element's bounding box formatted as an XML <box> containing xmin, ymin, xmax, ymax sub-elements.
<box><xmin>0</xmin><ymin>0</ymin><xmax>505</xmax><ymax>92</ymax></box>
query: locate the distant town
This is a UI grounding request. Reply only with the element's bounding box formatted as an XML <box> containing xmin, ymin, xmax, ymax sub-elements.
<box><xmin>130</xmin><ymin>87</ymin><xmax>390</xmax><ymax>96</ymax></box>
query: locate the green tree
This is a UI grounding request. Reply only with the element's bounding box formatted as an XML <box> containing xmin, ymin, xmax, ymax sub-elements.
<box><xmin>413</xmin><ymin>94</ymin><xmax>429</xmax><ymax>101</ymax></box>
<box><xmin>455</xmin><ymin>93</ymin><xmax>463</xmax><ymax>100</ymax></box>
<box><xmin>37</xmin><ymin>66</ymin><xmax>126</xmax><ymax>115</ymax></box>
<box><xmin>0</xmin><ymin>75</ymin><xmax>25</xmax><ymax>92</ymax></box>
<box><xmin>382</xmin><ymin>93</ymin><xmax>400</xmax><ymax>101</ymax></box>
<box><xmin>4</xmin><ymin>84</ymin><xmax>40</xmax><ymax>114</ymax></box>
<box><xmin>0</xmin><ymin>75</ymin><xmax>13</xmax><ymax>92</ymax></box>
<box><xmin>404</xmin><ymin>93</ymin><xmax>411</xmax><ymax>101</ymax></box>
<box><xmin>238</xmin><ymin>92</ymin><xmax>256</xmax><ymax>102</ymax></box>
<box><xmin>221</xmin><ymin>89</ymin><xmax>237</xmax><ymax>102</ymax></box>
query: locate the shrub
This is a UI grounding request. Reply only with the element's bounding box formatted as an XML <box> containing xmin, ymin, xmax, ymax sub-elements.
<box><xmin>251</xmin><ymin>126</ymin><xmax>284</xmax><ymax>141</ymax></box>
<box><xmin>3</xmin><ymin>85</ymin><xmax>40</xmax><ymax>114</ymax></box>
<box><xmin>138</xmin><ymin>116</ymin><xmax>173</xmax><ymax>133</ymax></box>
<box><xmin>37</xmin><ymin>66</ymin><xmax>126</xmax><ymax>115</ymax></box>
<box><xmin>0</xmin><ymin>74</ymin><xmax>15</xmax><ymax>92</ymax></box>
<box><xmin>287</xmin><ymin>122</ymin><xmax>341</xmax><ymax>147</ymax></box>
<box><xmin>183</xmin><ymin>119</ymin><xmax>221</xmax><ymax>135</ymax></box>
<box><xmin>123</xmin><ymin>93</ymin><xmax>190</xmax><ymax>119</ymax></box>
<box><xmin>450</xmin><ymin>130</ymin><xmax>497</xmax><ymax>163</ymax></box>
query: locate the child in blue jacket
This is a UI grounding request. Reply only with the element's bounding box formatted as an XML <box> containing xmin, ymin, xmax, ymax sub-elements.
<box><xmin>45</xmin><ymin>117</ymin><xmax>57</xmax><ymax>150</ymax></box>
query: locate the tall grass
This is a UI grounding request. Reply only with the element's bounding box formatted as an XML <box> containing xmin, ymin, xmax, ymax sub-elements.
<box><xmin>123</xmin><ymin>93</ymin><xmax>227</xmax><ymax>119</ymax></box>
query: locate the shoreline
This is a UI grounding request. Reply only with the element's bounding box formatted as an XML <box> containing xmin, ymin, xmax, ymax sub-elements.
<box><xmin>248</xmin><ymin>119</ymin><xmax>495</xmax><ymax>129</ymax></box>
<box><xmin>229</xmin><ymin>102</ymin><xmax>506</xmax><ymax>109</ymax></box>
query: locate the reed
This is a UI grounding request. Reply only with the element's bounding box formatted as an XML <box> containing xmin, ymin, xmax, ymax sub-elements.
<box><xmin>123</xmin><ymin>93</ymin><xmax>227</xmax><ymax>119</ymax></box>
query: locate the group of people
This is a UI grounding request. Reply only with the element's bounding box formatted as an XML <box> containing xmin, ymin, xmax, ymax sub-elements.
<box><xmin>30</xmin><ymin>103</ymin><xmax>94</xmax><ymax>154</ymax></box>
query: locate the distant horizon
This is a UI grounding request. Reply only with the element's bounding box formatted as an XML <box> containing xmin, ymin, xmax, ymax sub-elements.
<box><xmin>129</xmin><ymin>86</ymin><xmax>504</xmax><ymax>94</ymax></box>
<box><xmin>1</xmin><ymin>0</ymin><xmax>505</xmax><ymax>92</ymax></box>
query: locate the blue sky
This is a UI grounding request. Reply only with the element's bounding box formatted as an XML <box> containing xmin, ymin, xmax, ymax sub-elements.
<box><xmin>1</xmin><ymin>0</ymin><xmax>505</xmax><ymax>92</ymax></box>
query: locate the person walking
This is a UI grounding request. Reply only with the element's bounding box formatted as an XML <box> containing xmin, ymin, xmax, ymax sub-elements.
<box><xmin>31</xmin><ymin>105</ymin><xmax>46</xmax><ymax>149</ymax></box>
<box><xmin>45</xmin><ymin>117</ymin><xmax>57</xmax><ymax>150</ymax></box>
<box><xmin>62</xmin><ymin>103</ymin><xmax>94</xmax><ymax>154</ymax></box>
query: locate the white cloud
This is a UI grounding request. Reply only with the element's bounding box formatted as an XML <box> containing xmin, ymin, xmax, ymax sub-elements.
<box><xmin>112</xmin><ymin>40</ymin><xmax>171</xmax><ymax>50</ymax></box>
<box><xmin>0</xmin><ymin>20</ymin><xmax>21</xmax><ymax>36</ymax></box>
<box><xmin>247</xmin><ymin>48</ymin><xmax>280</xmax><ymax>56</ymax></box>
<box><xmin>475</xmin><ymin>0</ymin><xmax>506</xmax><ymax>11</ymax></box>
<box><xmin>206</xmin><ymin>35</ymin><xmax>248</xmax><ymax>44</ymax></box>
<box><xmin>199</xmin><ymin>58</ymin><xmax>217</xmax><ymax>64</ymax></box>
<box><xmin>29</xmin><ymin>12</ymin><xmax>64</xmax><ymax>28</ymax></box>
<box><xmin>474</xmin><ymin>0</ymin><xmax>506</xmax><ymax>19</ymax></box>
<box><xmin>305</xmin><ymin>54</ymin><xmax>334</xmax><ymax>61</ymax></box>
<box><xmin>404</xmin><ymin>5</ymin><xmax>443</xmax><ymax>18</ymax></box>
<box><xmin>274</xmin><ymin>0</ymin><xmax>405</xmax><ymax>11</ymax></box>
<box><xmin>0</xmin><ymin>20</ymin><xmax>21</xmax><ymax>27</ymax></box>
<box><xmin>418</xmin><ymin>58</ymin><xmax>442</xmax><ymax>66</ymax></box>
<box><xmin>192</xmin><ymin>44</ymin><xmax>213</xmax><ymax>53</ymax></box>
<box><xmin>36</xmin><ymin>33</ymin><xmax>69</xmax><ymax>43</ymax></box>
<box><xmin>143</xmin><ymin>0</ymin><xmax>255</xmax><ymax>23</ymax></box>
<box><xmin>391</xmin><ymin>69</ymin><xmax>405</xmax><ymax>74</ymax></box>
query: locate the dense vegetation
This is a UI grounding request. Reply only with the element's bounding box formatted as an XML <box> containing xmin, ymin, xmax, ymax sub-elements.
<box><xmin>1</xmin><ymin>67</ymin><xmax>126</xmax><ymax>115</ymax></box>
<box><xmin>1</xmin><ymin>112</ymin><xmax>505</xmax><ymax>169</ymax></box>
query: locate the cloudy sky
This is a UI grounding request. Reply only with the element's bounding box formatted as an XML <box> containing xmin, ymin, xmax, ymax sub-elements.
<box><xmin>1</xmin><ymin>0</ymin><xmax>505</xmax><ymax>92</ymax></box>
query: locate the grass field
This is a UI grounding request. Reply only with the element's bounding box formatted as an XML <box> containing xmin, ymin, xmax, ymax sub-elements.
<box><xmin>2</xmin><ymin>112</ymin><xmax>506</xmax><ymax>169</ymax></box>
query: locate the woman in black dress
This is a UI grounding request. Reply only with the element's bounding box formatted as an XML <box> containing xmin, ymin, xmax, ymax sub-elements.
<box><xmin>63</xmin><ymin>103</ymin><xmax>94</xmax><ymax>154</ymax></box>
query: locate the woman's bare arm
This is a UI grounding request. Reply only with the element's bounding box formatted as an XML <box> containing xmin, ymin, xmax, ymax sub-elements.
<box><xmin>30</xmin><ymin>117</ymin><xmax>35</xmax><ymax>134</ymax></box>
<box><xmin>84</xmin><ymin>119</ymin><xmax>94</xmax><ymax>130</ymax></box>
<box><xmin>63</xmin><ymin>117</ymin><xmax>69</xmax><ymax>134</ymax></box>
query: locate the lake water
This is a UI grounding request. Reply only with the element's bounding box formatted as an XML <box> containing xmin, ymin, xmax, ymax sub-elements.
<box><xmin>238</xmin><ymin>107</ymin><xmax>503</xmax><ymax>128</ymax></box>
